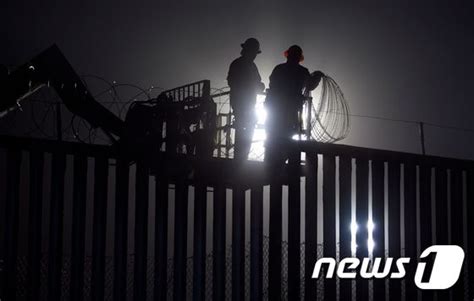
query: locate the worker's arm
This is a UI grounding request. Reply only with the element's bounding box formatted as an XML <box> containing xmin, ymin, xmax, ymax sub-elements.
<box><xmin>254</xmin><ymin>66</ymin><xmax>265</xmax><ymax>92</ymax></box>
<box><xmin>226</xmin><ymin>60</ymin><xmax>238</xmax><ymax>88</ymax></box>
<box><xmin>305</xmin><ymin>70</ymin><xmax>324</xmax><ymax>91</ymax></box>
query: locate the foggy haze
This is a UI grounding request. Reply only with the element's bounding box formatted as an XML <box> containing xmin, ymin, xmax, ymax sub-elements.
<box><xmin>3</xmin><ymin>0</ymin><xmax>474</xmax><ymax>159</ymax></box>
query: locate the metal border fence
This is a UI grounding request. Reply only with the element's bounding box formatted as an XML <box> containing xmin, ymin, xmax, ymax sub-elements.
<box><xmin>0</xmin><ymin>135</ymin><xmax>473</xmax><ymax>300</ymax></box>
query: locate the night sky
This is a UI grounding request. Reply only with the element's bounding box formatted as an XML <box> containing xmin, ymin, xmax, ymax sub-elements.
<box><xmin>2</xmin><ymin>0</ymin><xmax>474</xmax><ymax>159</ymax></box>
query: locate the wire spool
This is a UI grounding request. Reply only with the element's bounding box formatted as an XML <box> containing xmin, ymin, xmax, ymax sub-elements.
<box><xmin>306</xmin><ymin>73</ymin><xmax>350</xmax><ymax>143</ymax></box>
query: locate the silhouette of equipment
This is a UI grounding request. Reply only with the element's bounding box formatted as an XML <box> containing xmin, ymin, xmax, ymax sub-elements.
<box><xmin>123</xmin><ymin>82</ymin><xmax>216</xmax><ymax>158</ymax></box>
<box><xmin>0</xmin><ymin>45</ymin><xmax>217</xmax><ymax>161</ymax></box>
<box><xmin>0</xmin><ymin>44</ymin><xmax>349</xmax><ymax>177</ymax></box>
<box><xmin>0</xmin><ymin>45</ymin><xmax>125</xmax><ymax>137</ymax></box>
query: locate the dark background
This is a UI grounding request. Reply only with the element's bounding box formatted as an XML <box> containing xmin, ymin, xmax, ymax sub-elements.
<box><xmin>2</xmin><ymin>0</ymin><xmax>474</xmax><ymax>159</ymax></box>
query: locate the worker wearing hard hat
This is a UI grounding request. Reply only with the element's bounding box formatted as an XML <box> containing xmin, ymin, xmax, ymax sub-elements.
<box><xmin>265</xmin><ymin>45</ymin><xmax>323</xmax><ymax>166</ymax></box>
<box><xmin>227</xmin><ymin>38</ymin><xmax>265</xmax><ymax>161</ymax></box>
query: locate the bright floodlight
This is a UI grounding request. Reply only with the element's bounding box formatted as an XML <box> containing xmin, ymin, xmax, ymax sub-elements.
<box><xmin>255</xmin><ymin>94</ymin><xmax>267</xmax><ymax>125</ymax></box>
<box><xmin>248</xmin><ymin>94</ymin><xmax>267</xmax><ymax>161</ymax></box>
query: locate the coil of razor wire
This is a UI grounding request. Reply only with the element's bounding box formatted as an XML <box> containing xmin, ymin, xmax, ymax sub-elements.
<box><xmin>307</xmin><ymin>74</ymin><xmax>350</xmax><ymax>143</ymax></box>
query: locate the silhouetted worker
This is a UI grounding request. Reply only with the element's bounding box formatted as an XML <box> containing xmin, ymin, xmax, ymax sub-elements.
<box><xmin>227</xmin><ymin>38</ymin><xmax>265</xmax><ymax>160</ymax></box>
<box><xmin>265</xmin><ymin>45</ymin><xmax>323</xmax><ymax>168</ymax></box>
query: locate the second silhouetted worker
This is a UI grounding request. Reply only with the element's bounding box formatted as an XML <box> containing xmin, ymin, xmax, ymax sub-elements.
<box><xmin>265</xmin><ymin>45</ymin><xmax>322</xmax><ymax>167</ymax></box>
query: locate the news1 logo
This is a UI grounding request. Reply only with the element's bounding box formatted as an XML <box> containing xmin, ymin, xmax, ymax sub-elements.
<box><xmin>312</xmin><ymin>245</ymin><xmax>465</xmax><ymax>290</ymax></box>
<box><xmin>414</xmin><ymin>245</ymin><xmax>465</xmax><ymax>289</ymax></box>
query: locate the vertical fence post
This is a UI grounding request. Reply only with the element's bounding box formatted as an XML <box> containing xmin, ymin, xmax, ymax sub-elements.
<box><xmin>269</xmin><ymin>182</ymin><xmax>282</xmax><ymax>300</ymax></box>
<box><xmin>323</xmin><ymin>155</ymin><xmax>336</xmax><ymax>300</ymax></box>
<box><xmin>435</xmin><ymin>167</ymin><xmax>448</xmax><ymax>244</ymax></box>
<box><xmin>451</xmin><ymin>168</ymin><xmax>464</xmax><ymax>300</ymax></box>
<box><xmin>173</xmin><ymin>180</ymin><xmax>188</xmax><ymax>301</ymax></box>
<box><xmin>404</xmin><ymin>162</ymin><xmax>417</xmax><ymax>300</ymax></box>
<box><xmin>134</xmin><ymin>160</ymin><xmax>149</xmax><ymax>301</ymax></box>
<box><xmin>47</xmin><ymin>151</ymin><xmax>66</xmax><ymax>301</ymax></box>
<box><xmin>435</xmin><ymin>167</ymin><xmax>449</xmax><ymax>301</ymax></box>
<box><xmin>113</xmin><ymin>159</ymin><xmax>129</xmax><ymax>301</ymax></box>
<box><xmin>154</xmin><ymin>179</ymin><xmax>168</xmax><ymax>301</ymax></box>
<box><xmin>355</xmin><ymin>158</ymin><xmax>369</xmax><ymax>301</ymax></box>
<box><xmin>304</xmin><ymin>154</ymin><xmax>318</xmax><ymax>301</ymax></box>
<box><xmin>467</xmin><ymin>168</ymin><xmax>474</xmax><ymax>300</ymax></box>
<box><xmin>372</xmin><ymin>160</ymin><xmax>385</xmax><ymax>300</ymax></box>
<box><xmin>91</xmin><ymin>156</ymin><xmax>109</xmax><ymax>300</ymax></box>
<box><xmin>388</xmin><ymin>161</ymin><xmax>401</xmax><ymax>300</ymax></box>
<box><xmin>232</xmin><ymin>185</ymin><xmax>245</xmax><ymax>301</ymax></box>
<box><xmin>27</xmin><ymin>151</ymin><xmax>44</xmax><ymax>300</ymax></box>
<box><xmin>250</xmin><ymin>186</ymin><xmax>263</xmax><ymax>300</ymax></box>
<box><xmin>193</xmin><ymin>184</ymin><xmax>207</xmax><ymax>301</ymax></box>
<box><xmin>213</xmin><ymin>185</ymin><xmax>226</xmax><ymax>301</ymax></box>
<box><xmin>419</xmin><ymin>164</ymin><xmax>433</xmax><ymax>301</ymax></box>
<box><xmin>70</xmin><ymin>155</ymin><xmax>87</xmax><ymax>301</ymax></box>
<box><xmin>2</xmin><ymin>149</ymin><xmax>22</xmax><ymax>300</ymax></box>
<box><xmin>288</xmin><ymin>151</ymin><xmax>302</xmax><ymax>300</ymax></box>
<box><xmin>339</xmin><ymin>155</ymin><xmax>352</xmax><ymax>301</ymax></box>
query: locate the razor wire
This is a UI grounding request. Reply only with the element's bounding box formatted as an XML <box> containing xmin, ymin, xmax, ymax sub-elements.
<box><xmin>305</xmin><ymin>74</ymin><xmax>351</xmax><ymax>143</ymax></box>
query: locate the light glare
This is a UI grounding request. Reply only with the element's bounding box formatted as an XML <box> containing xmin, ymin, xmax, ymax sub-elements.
<box><xmin>350</xmin><ymin>221</ymin><xmax>376</xmax><ymax>254</ymax></box>
<box><xmin>255</xmin><ymin>94</ymin><xmax>267</xmax><ymax>125</ymax></box>
<box><xmin>247</xmin><ymin>94</ymin><xmax>267</xmax><ymax>161</ymax></box>
<box><xmin>351</xmin><ymin>221</ymin><xmax>358</xmax><ymax>254</ymax></box>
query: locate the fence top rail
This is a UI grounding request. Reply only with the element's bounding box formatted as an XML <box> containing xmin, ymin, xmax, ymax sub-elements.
<box><xmin>0</xmin><ymin>135</ymin><xmax>115</xmax><ymax>157</ymax></box>
<box><xmin>297</xmin><ymin>141</ymin><xmax>474</xmax><ymax>168</ymax></box>
<box><xmin>0</xmin><ymin>135</ymin><xmax>471</xmax><ymax>169</ymax></box>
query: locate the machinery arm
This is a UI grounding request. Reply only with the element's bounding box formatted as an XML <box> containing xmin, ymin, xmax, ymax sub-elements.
<box><xmin>0</xmin><ymin>44</ymin><xmax>125</xmax><ymax>137</ymax></box>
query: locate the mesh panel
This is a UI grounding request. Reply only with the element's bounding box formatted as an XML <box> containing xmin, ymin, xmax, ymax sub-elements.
<box><xmin>13</xmin><ymin>239</ymin><xmax>470</xmax><ymax>300</ymax></box>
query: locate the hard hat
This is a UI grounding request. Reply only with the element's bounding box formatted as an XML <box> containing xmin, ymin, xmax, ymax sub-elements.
<box><xmin>241</xmin><ymin>38</ymin><xmax>262</xmax><ymax>54</ymax></box>
<box><xmin>284</xmin><ymin>45</ymin><xmax>304</xmax><ymax>62</ymax></box>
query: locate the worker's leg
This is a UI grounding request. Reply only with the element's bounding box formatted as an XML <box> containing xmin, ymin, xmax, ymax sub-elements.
<box><xmin>264</xmin><ymin>106</ymin><xmax>297</xmax><ymax>176</ymax></box>
<box><xmin>234</xmin><ymin>107</ymin><xmax>256</xmax><ymax>160</ymax></box>
<box><xmin>264</xmin><ymin>107</ymin><xmax>287</xmax><ymax>169</ymax></box>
